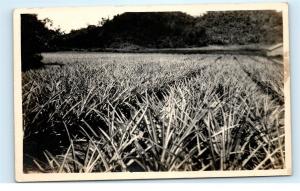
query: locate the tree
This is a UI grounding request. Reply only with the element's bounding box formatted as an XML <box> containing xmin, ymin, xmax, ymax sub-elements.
<box><xmin>21</xmin><ymin>14</ymin><xmax>59</xmax><ymax>71</ymax></box>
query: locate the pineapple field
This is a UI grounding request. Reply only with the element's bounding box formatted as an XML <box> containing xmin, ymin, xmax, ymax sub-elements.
<box><xmin>22</xmin><ymin>52</ymin><xmax>285</xmax><ymax>173</ymax></box>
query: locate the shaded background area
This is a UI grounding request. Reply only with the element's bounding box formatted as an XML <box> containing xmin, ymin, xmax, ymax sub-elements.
<box><xmin>21</xmin><ymin>10</ymin><xmax>282</xmax><ymax>70</ymax></box>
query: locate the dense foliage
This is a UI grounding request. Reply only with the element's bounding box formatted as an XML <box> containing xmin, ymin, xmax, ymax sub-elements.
<box><xmin>199</xmin><ymin>11</ymin><xmax>283</xmax><ymax>45</ymax></box>
<box><xmin>23</xmin><ymin>53</ymin><xmax>285</xmax><ymax>172</ymax></box>
<box><xmin>21</xmin><ymin>14</ymin><xmax>60</xmax><ymax>70</ymax></box>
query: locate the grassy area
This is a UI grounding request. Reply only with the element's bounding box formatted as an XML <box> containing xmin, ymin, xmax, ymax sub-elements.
<box><xmin>22</xmin><ymin>53</ymin><xmax>285</xmax><ymax>173</ymax></box>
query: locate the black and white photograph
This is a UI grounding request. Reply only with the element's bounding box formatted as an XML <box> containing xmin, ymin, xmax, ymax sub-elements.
<box><xmin>14</xmin><ymin>3</ymin><xmax>291</xmax><ymax>181</ymax></box>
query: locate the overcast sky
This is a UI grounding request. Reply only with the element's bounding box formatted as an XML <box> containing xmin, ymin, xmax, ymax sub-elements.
<box><xmin>36</xmin><ymin>6</ymin><xmax>206</xmax><ymax>33</ymax></box>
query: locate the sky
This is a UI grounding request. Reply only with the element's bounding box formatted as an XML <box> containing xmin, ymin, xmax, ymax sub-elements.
<box><xmin>36</xmin><ymin>6</ymin><xmax>207</xmax><ymax>33</ymax></box>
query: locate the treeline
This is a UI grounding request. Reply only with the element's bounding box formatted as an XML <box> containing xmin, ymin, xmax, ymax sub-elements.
<box><xmin>55</xmin><ymin>12</ymin><xmax>207</xmax><ymax>50</ymax></box>
<box><xmin>55</xmin><ymin>10</ymin><xmax>282</xmax><ymax>50</ymax></box>
<box><xmin>22</xmin><ymin>10</ymin><xmax>283</xmax><ymax>50</ymax></box>
<box><xmin>21</xmin><ymin>11</ymin><xmax>282</xmax><ymax>69</ymax></box>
